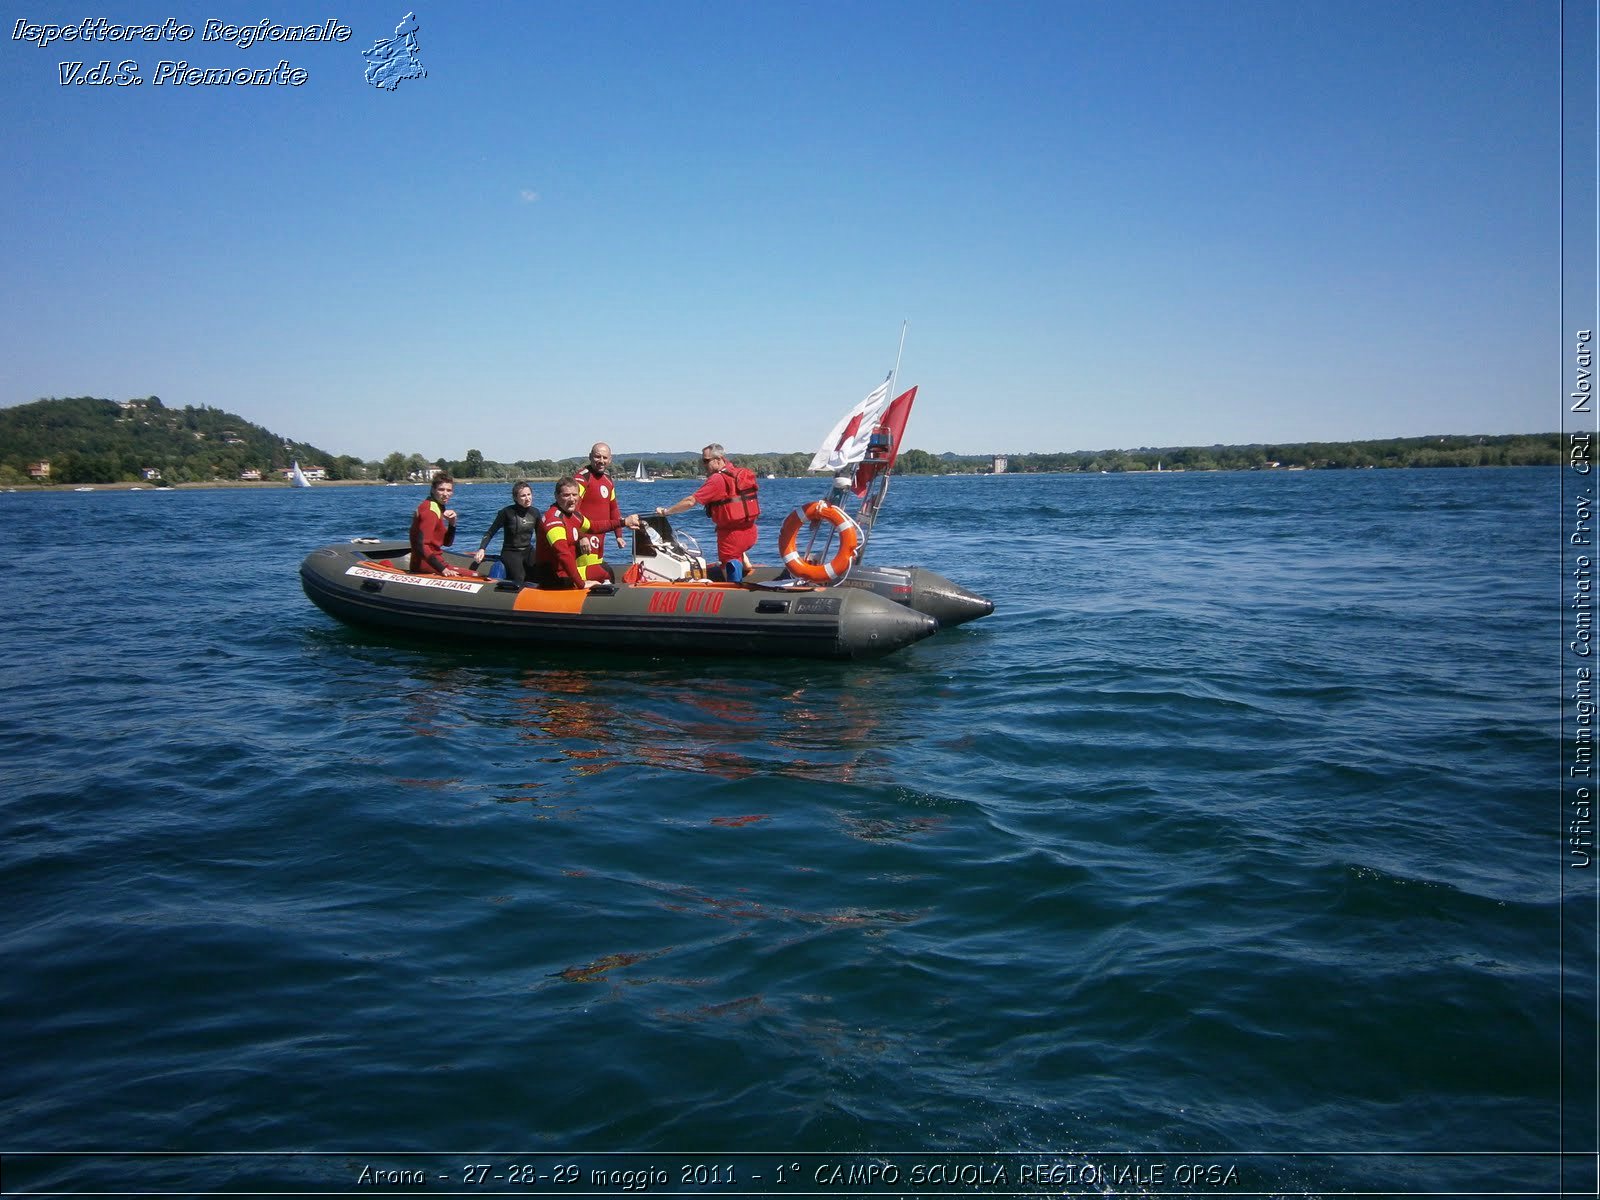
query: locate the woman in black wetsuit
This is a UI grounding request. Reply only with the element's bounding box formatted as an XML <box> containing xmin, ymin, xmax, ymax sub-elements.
<box><xmin>471</xmin><ymin>481</ymin><xmax>540</xmax><ymax>583</ymax></box>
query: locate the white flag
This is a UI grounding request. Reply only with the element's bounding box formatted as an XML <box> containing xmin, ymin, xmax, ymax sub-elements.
<box><xmin>808</xmin><ymin>378</ymin><xmax>893</xmax><ymax>473</ymax></box>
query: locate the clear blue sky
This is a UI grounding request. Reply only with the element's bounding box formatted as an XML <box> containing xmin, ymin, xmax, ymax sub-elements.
<box><xmin>0</xmin><ymin>1</ymin><xmax>1564</xmax><ymax>462</ymax></box>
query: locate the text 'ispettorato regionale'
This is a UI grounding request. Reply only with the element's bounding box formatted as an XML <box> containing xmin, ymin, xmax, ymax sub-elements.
<box><xmin>13</xmin><ymin>17</ymin><xmax>353</xmax><ymax>87</ymax></box>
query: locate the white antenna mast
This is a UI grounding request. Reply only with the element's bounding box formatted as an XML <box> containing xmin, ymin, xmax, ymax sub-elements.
<box><xmin>887</xmin><ymin>319</ymin><xmax>909</xmax><ymax>400</ymax></box>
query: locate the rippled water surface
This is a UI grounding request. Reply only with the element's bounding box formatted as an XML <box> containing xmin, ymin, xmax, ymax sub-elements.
<box><xmin>0</xmin><ymin>468</ymin><xmax>1585</xmax><ymax>1197</ymax></box>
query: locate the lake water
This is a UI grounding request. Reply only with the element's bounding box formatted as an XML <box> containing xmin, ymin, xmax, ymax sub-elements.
<box><xmin>0</xmin><ymin>468</ymin><xmax>1587</xmax><ymax>1198</ymax></box>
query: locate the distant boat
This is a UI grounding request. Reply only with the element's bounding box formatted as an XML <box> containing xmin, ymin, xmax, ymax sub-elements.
<box><xmin>74</xmin><ymin>486</ymin><xmax>94</xmax><ymax>492</ymax></box>
<box><xmin>632</xmin><ymin>462</ymin><xmax>653</xmax><ymax>483</ymax></box>
<box><xmin>289</xmin><ymin>461</ymin><xmax>312</xmax><ymax>488</ymax></box>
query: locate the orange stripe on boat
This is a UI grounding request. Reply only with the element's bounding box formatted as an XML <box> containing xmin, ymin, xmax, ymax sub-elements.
<box><xmin>512</xmin><ymin>588</ymin><xmax>589</xmax><ymax>614</ymax></box>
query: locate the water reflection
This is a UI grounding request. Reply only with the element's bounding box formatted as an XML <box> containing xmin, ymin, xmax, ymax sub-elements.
<box><xmin>491</xmin><ymin>667</ymin><xmax>909</xmax><ymax>788</ymax></box>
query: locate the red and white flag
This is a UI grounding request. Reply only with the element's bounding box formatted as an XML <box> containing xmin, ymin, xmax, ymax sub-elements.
<box><xmin>809</xmin><ymin>378</ymin><xmax>894</xmax><ymax>473</ymax></box>
<box><xmin>851</xmin><ymin>386</ymin><xmax>917</xmax><ymax>496</ymax></box>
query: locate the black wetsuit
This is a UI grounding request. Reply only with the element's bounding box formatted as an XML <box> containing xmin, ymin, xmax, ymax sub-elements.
<box><xmin>477</xmin><ymin>503</ymin><xmax>539</xmax><ymax>583</ymax></box>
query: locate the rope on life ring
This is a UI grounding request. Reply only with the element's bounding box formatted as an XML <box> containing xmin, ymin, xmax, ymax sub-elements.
<box><xmin>777</xmin><ymin>501</ymin><xmax>862</xmax><ymax>582</ymax></box>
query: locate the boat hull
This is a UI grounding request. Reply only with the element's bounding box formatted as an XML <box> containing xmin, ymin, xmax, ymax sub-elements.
<box><xmin>743</xmin><ymin>563</ymin><xmax>995</xmax><ymax>627</ymax></box>
<box><xmin>625</xmin><ymin>513</ymin><xmax>995</xmax><ymax>629</ymax></box>
<box><xmin>300</xmin><ymin>543</ymin><xmax>940</xmax><ymax>661</ymax></box>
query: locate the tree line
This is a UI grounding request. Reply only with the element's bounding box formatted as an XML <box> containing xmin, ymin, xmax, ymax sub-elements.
<box><xmin>430</xmin><ymin>433</ymin><xmax>1563</xmax><ymax>482</ymax></box>
<box><xmin>981</xmin><ymin>433</ymin><xmax>1561</xmax><ymax>473</ymax></box>
<box><xmin>0</xmin><ymin>396</ymin><xmax>1563</xmax><ymax>485</ymax></box>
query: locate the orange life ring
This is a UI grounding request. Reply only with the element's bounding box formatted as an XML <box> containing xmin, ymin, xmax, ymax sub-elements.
<box><xmin>777</xmin><ymin>501</ymin><xmax>861</xmax><ymax>582</ymax></box>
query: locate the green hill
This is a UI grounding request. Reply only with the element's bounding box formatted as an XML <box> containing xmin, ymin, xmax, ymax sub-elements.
<box><xmin>0</xmin><ymin>395</ymin><xmax>345</xmax><ymax>485</ymax></box>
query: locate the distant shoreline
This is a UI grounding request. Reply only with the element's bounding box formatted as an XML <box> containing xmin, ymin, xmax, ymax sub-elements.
<box><xmin>16</xmin><ymin>478</ymin><xmax>564</xmax><ymax>493</ymax></box>
<box><xmin>4</xmin><ymin>461</ymin><xmax>1562</xmax><ymax>494</ymax></box>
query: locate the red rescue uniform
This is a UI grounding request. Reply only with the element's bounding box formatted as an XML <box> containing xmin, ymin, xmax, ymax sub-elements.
<box><xmin>409</xmin><ymin>497</ymin><xmax>456</xmax><ymax>574</ymax></box>
<box><xmin>693</xmin><ymin>464</ymin><xmax>760</xmax><ymax>565</ymax></box>
<box><xmin>536</xmin><ymin>503</ymin><xmax>624</xmax><ymax>588</ymax></box>
<box><xmin>574</xmin><ymin>466</ymin><xmax>623</xmax><ymax>567</ymax></box>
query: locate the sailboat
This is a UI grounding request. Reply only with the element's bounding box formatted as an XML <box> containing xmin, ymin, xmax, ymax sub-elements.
<box><xmin>289</xmin><ymin>460</ymin><xmax>312</xmax><ymax>488</ymax></box>
<box><xmin>631</xmin><ymin>461</ymin><xmax>653</xmax><ymax>483</ymax></box>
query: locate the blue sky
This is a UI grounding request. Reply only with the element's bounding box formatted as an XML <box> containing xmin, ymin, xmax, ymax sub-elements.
<box><xmin>0</xmin><ymin>1</ymin><xmax>1568</xmax><ymax>462</ymax></box>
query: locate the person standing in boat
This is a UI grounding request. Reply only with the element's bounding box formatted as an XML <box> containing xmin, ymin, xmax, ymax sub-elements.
<box><xmin>536</xmin><ymin>475</ymin><xmax>637</xmax><ymax>589</ymax></box>
<box><xmin>470</xmin><ymin>480</ymin><xmax>540</xmax><ymax>584</ymax></box>
<box><xmin>573</xmin><ymin>442</ymin><xmax>628</xmax><ymax>572</ymax></box>
<box><xmin>409</xmin><ymin>471</ymin><xmax>474</xmax><ymax>576</ymax></box>
<box><xmin>655</xmin><ymin>444</ymin><xmax>761</xmax><ymax>582</ymax></box>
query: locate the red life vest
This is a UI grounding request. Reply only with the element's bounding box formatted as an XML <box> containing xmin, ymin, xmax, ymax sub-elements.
<box><xmin>704</xmin><ymin>465</ymin><xmax>761</xmax><ymax>527</ymax></box>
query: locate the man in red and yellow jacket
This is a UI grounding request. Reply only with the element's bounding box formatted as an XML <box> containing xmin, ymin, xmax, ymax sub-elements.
<box><xmin>536</xmin><ymin>475</ymin><xmax>637</xmax><ymax>588</ymax></box>
<box><xmin>409</xmin><ymin>471</ymin><xmax>476</xmax><ymax>576</ymax></box>
<box><xmin>574</xmin><ymin>441</ymin><xmax>627</xmax><ymax>572</ymax></box>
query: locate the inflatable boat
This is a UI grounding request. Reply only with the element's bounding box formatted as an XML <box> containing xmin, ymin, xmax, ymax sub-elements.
<box><xmin>302</xmin><ymin>357</ymin><xmax>994</xmax><ymax>660</ymax></box>
<box><xmin>304</xmin><ymin>543</ymin><xmax>919</xmax><ymax>664</ymax></box>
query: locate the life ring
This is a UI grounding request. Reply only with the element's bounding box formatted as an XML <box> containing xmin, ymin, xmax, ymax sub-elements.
<box><xmin>778</xmin><ymin>501</ymin><xmax>861</xmax><ymax>582</ymax></box>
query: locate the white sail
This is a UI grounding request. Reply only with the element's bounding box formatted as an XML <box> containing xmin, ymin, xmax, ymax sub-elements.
<box><xmin>633</xmin><ymin>461</ymin><xmax>652</xmax><ymax>483</ymax></box>
<box><xmin>290</xmin><ymin>460</ymin><xmax>311</xmax><ymax>488</ymax></box>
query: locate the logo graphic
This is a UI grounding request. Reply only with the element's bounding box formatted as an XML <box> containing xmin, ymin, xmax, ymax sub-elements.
<box><xmin>362</xmin><ymin>11</ymin><xmax>426</xmax><ymax>91</ymax></box>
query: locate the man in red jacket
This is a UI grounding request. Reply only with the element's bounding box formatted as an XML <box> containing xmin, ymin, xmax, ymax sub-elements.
<box><xmin>656</xmin><ymin>444</ymin><xmax>760</xmax><ymax>582</ymax></box>
<box><xmin>536</xmin><ymin>475</ymin><xmax>637</xmax><ymax>588</ymax></box>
